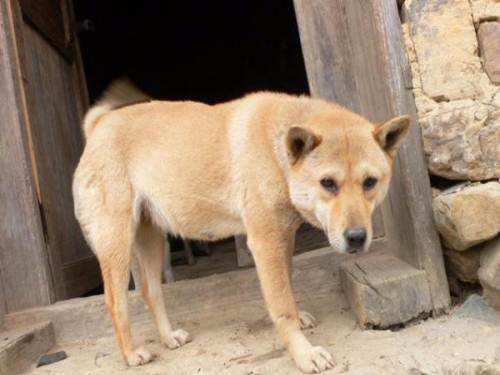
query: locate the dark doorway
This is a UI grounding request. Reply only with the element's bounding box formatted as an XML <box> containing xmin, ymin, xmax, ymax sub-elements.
<box><xmin>74</xmin><ymin>0</ymin><xmax>309</xmax><ymax>103</ymax></box>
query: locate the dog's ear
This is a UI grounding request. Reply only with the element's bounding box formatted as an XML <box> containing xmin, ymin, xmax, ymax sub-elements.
<box><xmin>286</xmin><ymin>126</ymin><xmax>322</xmax><ymax>165</ymax></box>
<box><xmin>374</xmin><ymin>115</ymin><xmax>411</xmax><ymax>157</ymax></box>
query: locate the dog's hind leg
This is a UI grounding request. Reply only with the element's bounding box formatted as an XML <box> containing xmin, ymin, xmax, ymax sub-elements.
<box><xmin>135</xmin><ymin>222</ymin><xmax>191</xmax><ymax>349</ymax></box>
<box><xmin>95</xmin><ymin>215</ymin><xmax>153</xmax><ymax>366</ymax></box>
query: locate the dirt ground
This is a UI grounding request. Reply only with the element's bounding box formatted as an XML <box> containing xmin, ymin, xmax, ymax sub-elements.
<box><xmin>26</xmin><ymin>293</ymin><xmax>500</xmax><ymax>375</ymax></box>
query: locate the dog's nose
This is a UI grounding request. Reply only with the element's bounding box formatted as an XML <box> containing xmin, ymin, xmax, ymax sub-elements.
<box><xmin>344</xmin><ymin>228</ymin><xmax>367</xmax><ymax>252</ymax></box>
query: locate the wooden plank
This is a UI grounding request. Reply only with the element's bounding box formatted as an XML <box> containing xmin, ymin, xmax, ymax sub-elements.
<box><xmin>0</xmin><ymin>268</ymin><xmax>5</xmax><ymax>328</ymax></box>
<box><xmin>0</xmin><ymin>321</ymin><xmax>54</xmax><ymax>374</ymax></box>
<box><xmin>372</xmin><ymin>209</ymin><xmax>385</xmax><ymax>239</ymax></box>
<box><xmin>5</xmin><ymin>248</ymin><xmax>349</xmax><ymax>343</ymax></box>
<box><xmin>182</xmin><ymin>240</ymin><xmax>196</xmax><ymax>266</ymax></box>
<box><xmin>172</xmin><ymin>244</ymin><xmax>237</xmax><ymax>281</ymax></box>
<box><xmin>340</xmin><ymin>254</ymin><xmax>432</xmax><ymax>328</ymax></box>
<box><xmin>0</xmin><ymin>0</ymin><xmax>54</xmax><ymax>312</ymax></box>
<box><xmin>235</xmin><ymin>235</ymin><xmax>254</xmax><ymax>268</ymax></box>
<box><xmin>65</xmin><ymin>0</ymin><xmax>89</xmax><ymax>120</ymax></box>
<box><xmin>18</xmin><ymin>0</ymin><xmax>70</xmax><ymax>58</ymax></box>
<box><xmin>163</xmin><ymin>238</ymin><xmax>175</xmax><ymax>283</ymax></box>
<box><xmin>15</xmin><ymin>11</ymin><xmax>98</xmax><ymax>300</ymax></box>
<box><xmin>293</xmin><ymin>0</ymin><xmax>450</xmax><ymax>312</ymax></box>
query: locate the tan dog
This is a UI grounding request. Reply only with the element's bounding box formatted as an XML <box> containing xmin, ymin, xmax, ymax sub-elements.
<box><xmin>73</xmin><ymin>80</ymin><xmax>410</xmax><ymax>373</ymax></box>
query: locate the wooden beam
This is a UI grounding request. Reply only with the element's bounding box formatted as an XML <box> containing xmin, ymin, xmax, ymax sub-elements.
<box><xmin>182</xmin><ymin>240</ymin><xmax>196</xmax><ymax>266</ymax></box>
<box><xmin>5</xmin><ymin>248</ymin><xmax>348</xmax><ymax>343</ymax></box>
<box><xmin>0</xmin><ymin>268</ymin><xmax>5</xmax><ymax>329</ymax></box>
<box><xmin>340</xmin><ymin>254</ymin><xmax>432</xmax><ymax>328</ymax></box>
<box><xmin>0</xmin><ymin>0</ymin><xmax>54</xmax><ymax>312</ymax></box>
<box><xmin>235</xmin><ymin>236</ymin><xmax>254</xmax><ymax>268</ymax></box>
<box><xmin>293</xmin><ymin>0</ymin><xmax>450</xmax><ymax>312</ymax></box>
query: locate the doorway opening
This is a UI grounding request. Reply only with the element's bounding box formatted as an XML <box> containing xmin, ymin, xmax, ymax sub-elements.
<box><xmin>74</xmin><ymin>0</ymin><xmax>309</xmax><ymax>102</ymax></box>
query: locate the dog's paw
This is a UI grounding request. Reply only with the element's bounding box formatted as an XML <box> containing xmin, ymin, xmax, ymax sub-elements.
<box><xmin>299</xmin><ymin>310</ymin><xmax>317</xmax><ymax>329</ymax></box>
<box><xmin>294</xmin><ymin>346</ymin><xmax>335</xmax><ymax>374</ymax></box>
<box><xmin>125</xmin><ymin>347</ymin><xmax>154</xmax><ymax>366</ymax></box>
<box><xmin>163</xmin><ymin>329</ymin><xmax>192</xmax><ymax>349</ymax></box>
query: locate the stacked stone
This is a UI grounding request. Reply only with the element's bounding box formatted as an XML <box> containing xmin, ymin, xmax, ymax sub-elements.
<box><xmin>402</xmin><ymin>0</ymin><xmax>500</xmax><ymax>309</ymax></box>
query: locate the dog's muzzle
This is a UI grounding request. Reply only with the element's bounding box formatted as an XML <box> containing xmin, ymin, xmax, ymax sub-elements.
<box><xmin>343</xmin><ymin>228</ymin><xmax>367</xmax><ymax>254</ymax></box>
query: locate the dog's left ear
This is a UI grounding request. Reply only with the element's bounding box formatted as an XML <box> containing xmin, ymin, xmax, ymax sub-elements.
<box><xmin>285</xmin><ymin>126</ymin><xmax>322</xmax><ymax>165</ymax></box>
<box><xmin>374</xmin><ymin>115</ymin><xmax>411</xmax><ymax>157</ymax></box>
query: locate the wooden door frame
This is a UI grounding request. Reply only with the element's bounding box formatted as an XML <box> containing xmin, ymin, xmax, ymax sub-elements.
<box><xmin>293</xmin><ymin>0</ymin><xmax>450</xmax><ymax>313</ymax></box>
<box><xmin>0</xmin><ymin>0</ymin><xmax>94</xmax><ymax>313</ymax></box>
<box><xmin>0</xmin><ymin>0</ymin><xmax>55</xmax><ymax>313</ymax></box>
<box><xmin>0</xmin><ymin>268</ymin><xmax>6</xmax><ymax>328</ymax></box>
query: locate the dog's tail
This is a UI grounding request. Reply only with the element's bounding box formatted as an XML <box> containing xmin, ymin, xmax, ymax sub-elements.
<box><xmin>82</xmin><ymin>78</ymin><xmax>151</xmax><ymax>139</ymax></box>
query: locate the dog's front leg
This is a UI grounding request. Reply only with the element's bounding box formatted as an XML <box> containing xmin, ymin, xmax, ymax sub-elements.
<box><xmin>285</xmin><ymin>237</ymin><xmax>317</xmax><ymax>330</ymax></box>
<box><xmin>246</xmin><ymin>224</ymin><xmax>335</xmax><ymax>373</ymax></box>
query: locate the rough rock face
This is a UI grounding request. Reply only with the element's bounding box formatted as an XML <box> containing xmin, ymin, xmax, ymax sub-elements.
<box><xmin>404</xmin><ymin>0</ymin><xmax>491</xmax><ymax>102</ymax></box>
<box><xmin>443</xmin><ymin>248</ymin><xmax>480</xmax><ymax>283</ymax></box>
<box><xmin>419</xmin><ymin>97</ymin><xmax>500</xmax><ymax>180</ymax></box>
<box><xmin>403</xmin><ymin>0</ymin><xmax>500</xmax><ymax>181</ymax></box>
<box><xmin>433</xmin><ymin>182</ymin><xmax>500</xmax><ymax>251</ymax></box>
<box><xmin>470</xmin><ymin>0</ymin><xmax>500</xmax><ymax>24</ymax></box>
<box><xmin>478</xmin><ymin>22</ymin><xmax>500</xmax><ymax>85</ymax></box>
<box><xmin>403</xmin><ymin>0</ymin><xmax>500</xmax><ymax>308</ymax></box>
<box><xmin>478</xmin><ymin>237</ymin><xmax>500</xmax><ymax>310</ymax></box>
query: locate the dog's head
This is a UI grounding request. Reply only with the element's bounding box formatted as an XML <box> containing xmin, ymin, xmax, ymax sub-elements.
<box><xmin>285</xmin><ymin>109</ymin><xmax>410</xmax><ymax>254</ymax></box>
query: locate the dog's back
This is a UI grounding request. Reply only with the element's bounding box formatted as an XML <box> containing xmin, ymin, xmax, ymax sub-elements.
<box><xmin>75</xmin><ymin>84</ymin><xmax>319</xmax><ymax>242</ymax></box>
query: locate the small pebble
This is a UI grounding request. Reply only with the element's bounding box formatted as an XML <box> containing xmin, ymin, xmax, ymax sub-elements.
<box><xmin>37</xmin><ymin>351</ymin><xmax>68</xmax><ymax>367</ymax></box>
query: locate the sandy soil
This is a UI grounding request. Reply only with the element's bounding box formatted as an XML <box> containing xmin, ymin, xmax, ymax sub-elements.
<box><xmin>27</xmin><ymin>294</ymin><xmax>500</xmax><ymax>375</ymax></box>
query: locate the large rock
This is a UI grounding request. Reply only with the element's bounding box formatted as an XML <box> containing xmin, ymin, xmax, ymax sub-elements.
<box><xmin>419</xmin><ymin>98</ymin><xmax>500</xmax><ymax>180</ymax></box>
<box><xmin>403</xmin><ymin>0</ymin><xmax>491</xmax><ymax>102</ymax></box>
<box><xmin>403</xmin><ymin>0</ymin><xmax>500</xmax><ymax>180</ymax></box>
<box><xmin>478</xmin><ymin>22</ymin><xmax>500</xmax><ymax>85</ymax></box>
<box><xmin>478</xmin><ymin>237</ymin><xmax>500</xmax><ymax>310</ymax></box>
<box><xmin>433</xmin><ymin>182</ymin><xmax>500</xmax><ymax>250</ymax></box>
<box><xmin>443</xmin><ymin>248</ymin><xmax>480</xmax><ymax>283</ymax></box>
<box><xmin>470</xmin><ymin>0</ymin><xmax>500</xmax><ymax>24</ymax></box>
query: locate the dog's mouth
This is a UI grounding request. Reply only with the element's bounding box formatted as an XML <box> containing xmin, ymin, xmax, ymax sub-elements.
<box><xmin>327</xmin><ymin>231</ymin><xmax>371</xmax><ymax>255</ymax></box>
<box><xmin>345</xmin><ymin>244</ymin><xmax>367</xmax><ymax>255</ymax></box>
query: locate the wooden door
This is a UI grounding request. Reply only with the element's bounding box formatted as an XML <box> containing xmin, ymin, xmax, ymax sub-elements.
<box><xmin>293</xmin><ymin>0</ymin><xmax>450</xmax><ymax>311</ymax></box>
<box><xmin>2</xmin><ymin>0</ymin><xmax>99</xmax><ymax>303</ymax></box>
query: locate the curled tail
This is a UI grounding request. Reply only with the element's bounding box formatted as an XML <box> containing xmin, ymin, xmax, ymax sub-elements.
<box><xmin>82</xmin><ymin>78</ymin><xmax>151</xmax><ymax>139</ymax></box>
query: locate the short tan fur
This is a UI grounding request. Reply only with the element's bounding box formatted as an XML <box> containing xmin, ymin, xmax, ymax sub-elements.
<box><xmin>73</xmin><ymin>80</ymin><xmax>410</xmax><ymax>373</ymax></box>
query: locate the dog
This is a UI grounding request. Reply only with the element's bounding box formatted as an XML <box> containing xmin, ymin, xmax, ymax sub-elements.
<box><xmin>73</xmin><ymin>79</ymin><xmax>410</xmax><ymax>373</ymax></box>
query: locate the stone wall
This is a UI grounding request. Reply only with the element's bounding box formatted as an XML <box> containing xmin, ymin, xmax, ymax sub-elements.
<box><xmin>401</xmin><ymin>0</ymin><xmax>499</xmax><ymax>308</ymax></box>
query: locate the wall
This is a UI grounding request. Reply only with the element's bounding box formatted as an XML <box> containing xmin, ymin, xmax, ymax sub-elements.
<box><xmin>401</xmin><ymin>0</ymin><xmax>500</xmax><ymax>307</ymax></box>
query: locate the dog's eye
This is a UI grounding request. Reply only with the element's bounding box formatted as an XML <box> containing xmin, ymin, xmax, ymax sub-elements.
<box><xmin>363</xmin><ymin>177</ymin><xmax>378</xmax><ymax>191</ymax></box>
<box><xmin>320</xmin><ymin>178</ymin><xmax>339</xmax><ymax>194</ymax></box>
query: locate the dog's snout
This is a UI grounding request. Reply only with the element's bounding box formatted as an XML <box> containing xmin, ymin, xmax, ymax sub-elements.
<box><xmin>344</xmin><ymin>228</ymin><xmax>367</xmax><ymax>252</ymax></box>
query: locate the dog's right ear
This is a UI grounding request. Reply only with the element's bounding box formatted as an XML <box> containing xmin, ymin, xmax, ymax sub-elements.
<box><xmin>285</xmin><ymin>127</ymin><xmax>322</xmax><ymax>165</ymax></box>
<box><xmin>374</xmin><ymin>115</ymin><xmax>411</xmax><ymax>157</ymax></box>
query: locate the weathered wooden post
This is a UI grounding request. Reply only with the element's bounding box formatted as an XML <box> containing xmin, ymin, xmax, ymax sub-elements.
<box><xmin>0</xmin><ymin>271</ymin><xmax>5</xmax><ymax>329</ymax></box>
<box><xmin>293</xmin><ymin>0</ymin><xmax>450</xmax><ymax>326</ymax></box>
